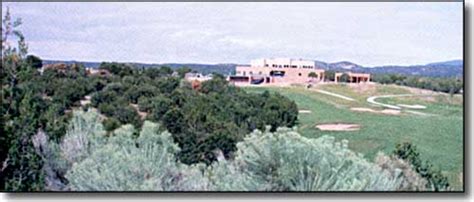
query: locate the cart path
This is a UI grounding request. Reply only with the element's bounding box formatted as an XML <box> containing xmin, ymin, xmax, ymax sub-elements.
<box><xmin>314</xmin><ymin>89</ymin><xmax>355</xmax><ymax>101</ymax></box>
<box><xmin>366</xmin><ymin>94</ymin><xmax>433</xmax><ymax>110</ymax></box>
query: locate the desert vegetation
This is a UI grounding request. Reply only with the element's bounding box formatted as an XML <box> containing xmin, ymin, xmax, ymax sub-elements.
<box><xmin>0</xmin><ymin>9</ymin><xmax>461</xmax><ymax>192</ymax></box>
<box><xmin>372</xmin><ymin>74</ymin><xmax>463</xmax><ymax>95</ymax></box>
<box><xmin>32</xmin><ymin>109</ymin><xmax>436</xmax><ymax>191</ymax></box>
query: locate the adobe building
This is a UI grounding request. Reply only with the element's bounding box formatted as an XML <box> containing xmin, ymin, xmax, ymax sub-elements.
<box><xmin>229</xmin><ymin>58</ymin><xmax>325</xmax><ymax>85</ymax></box>
<box><xmin>84</xmin><ymin>67</ymin><xmax>111</xmax><ymax>77</ymax></box>
<box><xmin>184</xmin><ymin>72</ymin><xmax>213</xmax><ymax>82</ymax></box>
<box><xmin>334</xmin><ymin>72</ymin><xmax>371</xmax><ymax>83</ymax></box>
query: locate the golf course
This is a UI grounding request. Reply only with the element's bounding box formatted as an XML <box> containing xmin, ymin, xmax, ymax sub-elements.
<box><xmin>243</xmin><ymin>83</ymin><xmax>463</xmax><ymax>189</ymax></box>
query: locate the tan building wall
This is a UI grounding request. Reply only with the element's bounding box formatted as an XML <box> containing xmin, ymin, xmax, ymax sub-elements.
<box><xmin>184</xmin><ymin>73</ymin><xmax>213</xmax><ymax>82</ymax></box>
<box><xmin>231</xmin><ymin>58</ymin><xmax>325</xmax><ymax>85</ymax></box>
<box><xmin>235</xmin><ymin>66</ymin><xmax>324</xmax><ymax>84</ymax></box>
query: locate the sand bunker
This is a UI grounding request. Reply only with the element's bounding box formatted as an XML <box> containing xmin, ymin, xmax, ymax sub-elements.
<box><xmin>351</xmin><ymin>107</ymin><xmax>401</xmax><ymax>115</ymax></box>
<box><xmin>397</xmin><ymin>104</ymin><xmax>426</xmax><ymax>109</ymax></box>
<box><xmin>316</xmin><ymin>123</ymin><xmax>360</xmax><ymax>131</ymax></box>
<box><xmin>299</xmin><ymin>110</ymin><xmax>312</xmax><ymax>114</ymax></box>
<box><xmin>380</xmin><ymin>109</ymin><xmax>402</xmax><ymax>115</ymax></box>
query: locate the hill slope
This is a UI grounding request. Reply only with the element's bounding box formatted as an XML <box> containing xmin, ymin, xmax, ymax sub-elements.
<box><xmin>43</xmin><ymin>59</ymin><xmax>463</xmax><ymax>78</ymax></box>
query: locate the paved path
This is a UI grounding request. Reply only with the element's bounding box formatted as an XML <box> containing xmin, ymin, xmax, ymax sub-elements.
<box><xmin>367</xmin><ymin>94</ymin><xmax>434</xmax><ymax>110</ymax></box>
<box><xmin>315</xmin><ymin>89</ymin><xmax>355</xmax><ymax>101</ymax></box>
<box><xmin>366</xmin><ymin>94</ymin><xmax>417</xmax><ymax>110</ymax></box>
<box><xmin>314</xmin><ymin>89</ymin><xmax>435</xmax><ymax>116</ymax></box>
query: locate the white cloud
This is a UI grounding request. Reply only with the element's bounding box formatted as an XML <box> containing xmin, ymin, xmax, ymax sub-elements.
<box><xmin>1</xmin><ymin>2</ymin><xmax>463</xmax><ymax>66</ymax></box>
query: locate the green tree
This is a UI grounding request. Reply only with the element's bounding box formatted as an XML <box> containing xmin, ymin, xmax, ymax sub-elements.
<box><xmin>339</xmin><ymin>73</ymin><xmax>350</xmax><ymax>83</ymax></box>
<box><xmin>200</xmin><ymin>77</ymin><xmax>228</xmax><ymax>94</ymax></box>
<box><xmin>159</xmin><ymin>66</ymin><xmax>173</xmax><ymax>76</ymax></box>
<box><xmin>1</xmin><ymin>8</ymin><xmax>47</xmax><ymax>191</ymax></box>
<box><xmin>324</xmin><ymin>70</ymin><xmax>335</xmax><ymax>82</ymax></box>
<box><xmin>308</xmin><ymin>72</ymin><xmax>318</xmax><ymax>79</ymax></box>
<box><xmin>25</xmin><ymin>55</ymin><xmax>42</xmax><ymax>69</ymax></box>
<box><xmin>176</xmin><ymin>66</ymin><xmax>192</xmax><ymax>78</ymax></box>
<box><xmin>393</xmin><ymin>142</ymin><xmax>450</xmax><ymax>191</ymax></box>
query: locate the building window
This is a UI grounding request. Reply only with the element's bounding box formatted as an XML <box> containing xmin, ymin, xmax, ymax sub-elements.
<box><xmin>259</xmin><ymin>71</ymin><xmax>262</xmax><ymax>75</ymax></box>
<box><xmin>291</xmin><ymin>65</ymin><xmax>297</xmax><ymax>68</ymax></box>
<box><xmin>284</xmin><ymin>65</ymin><xmax>289</xmax><ymax>68</ymax></box>
<box><xmin>264</xmin><ymin>64</ymin><xmax>269</xmax><ymax>67</ymax></box>
<box><xmin>243</xmin><ymin>71</ymin><xmax>246</xmax><ymax>76</ymax></box>
<box><xmin>249</xmin><ymin>71</ymin><xmax>253</xmax><ymax>75</ymax></box>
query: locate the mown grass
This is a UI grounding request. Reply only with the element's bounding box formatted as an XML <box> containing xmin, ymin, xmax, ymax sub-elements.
<box><xmin>243</xmin><ymin>84</ymin><xmax>463</xmax><ymax>190</ymax></box>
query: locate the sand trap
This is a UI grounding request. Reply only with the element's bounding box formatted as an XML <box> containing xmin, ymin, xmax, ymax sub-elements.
<box><xmin>348</xmin><ymin>83</ymin><xmax>377</xmax><ymax>94</ymax></box>
<box><xmin>299</xmin><ymin>110</ymin><xmax>312</xmax><ymax>114</ymax></box>
<box><xmin>316</xmin><ymin>123</ymin><xmax>360</xmax><ymax>131</ymax></box>
<box><xmin>351</xmin><ymin>107</ymin><xmax>401</xmax><ymax>115</ymax></box>
<box><xmin>397</xmin><ymin>104</ymin><xmax>426</xmax><ymax>109</ymax></box>
<box><xmin>380</xmin><ymin>109</ymin><xmax>402</xmax><ymax>115</ymax></box>
<box><xmin>351</xmin><ymin>107</ymin><xmax>377</xmax><ymax>113</ymax></box>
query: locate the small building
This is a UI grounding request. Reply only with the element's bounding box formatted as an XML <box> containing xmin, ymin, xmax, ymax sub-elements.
<box><xmin>184</xmin><ymin>72</ymin><xmax>213</xmax><ymax>82</ymax></box>
<box><xmin>334</xmin><ymin>72</ymin><xmax>371</xmax><ymax>83</ymax></box>
<box><xmin>229</xmin><ymin>58</ymin><xmax>325</xmax><ymax>85</ymax></box>
<box><xmin>86</xmin><ymin>68</ymin><xmax>111</xmax><ymax>77</ymax></box>
<box><xmin>41</xmin><ymin>63</ymin><xmax>69</xmax><ymax>74</ymax></box>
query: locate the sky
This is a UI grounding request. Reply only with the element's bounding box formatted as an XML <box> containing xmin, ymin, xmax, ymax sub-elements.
<box><xmin>1</xmin><ymin>2</ymin><xmax>463</xmax><ymax>66</ymax></box>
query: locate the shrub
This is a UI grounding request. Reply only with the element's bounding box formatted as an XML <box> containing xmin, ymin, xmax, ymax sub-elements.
<box><xmin>393</xmin><ymin>142</ymin><xmax>450</xmax><ymax>191</ymax></box>
<box><xmin>65</xmin><ymin>121</ymin><xmax>208</xmax><ymax>191</ymax></box>
<box><xmin>374</xmin><ymin>152</ymin><xmax>427</xmax><ymax>191</ymax></box>
<box><xmin>59</xmin><ymin>109</ymin><xmax>106</xmax><ymax>166</ymax></box>
<box><xmin>103</xmin><ymin>117</ymin><xmax>121</xmax><ymax>132</ymax></box>
<box><xmin>228</xmin><ymin>127</ymin><xmax>403</xmax><ymax>191</ymax></box>
<box><xmin>339</xmin><ymin>73</ymin><xmax>350</xmax><ymax>83</ymax></box>
<box><xmin>44</xmin><ymin>110</ymin><xmax>405</xmax><ymax>191</ymax></box>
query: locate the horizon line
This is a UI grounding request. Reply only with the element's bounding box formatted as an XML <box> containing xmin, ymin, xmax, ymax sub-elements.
<box><xmin>39</xmin><ymin>57</ymin><xmax>463</xmax><ymax>68</ymax></box>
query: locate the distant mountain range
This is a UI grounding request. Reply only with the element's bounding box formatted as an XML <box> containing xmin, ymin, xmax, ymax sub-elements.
<box><xmin>43</xmin><ymin>59</ymin><xmax>463</xmax><ymax>78</ymax></box>
<box><xmin>314</xmin><ymin>60</ymin><xmax>463</xmax><ymax>78</ymax></box>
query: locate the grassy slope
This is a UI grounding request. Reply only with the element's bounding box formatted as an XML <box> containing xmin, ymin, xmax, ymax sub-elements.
<box><xmin>243</xmin><ymin>84</ymin><xmax>463</xmax><ymax>189</ymax></box>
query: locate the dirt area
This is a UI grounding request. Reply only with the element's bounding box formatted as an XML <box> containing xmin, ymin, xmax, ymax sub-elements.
<box><xmin>80</xmin><ymin>95</ymin><xmax>92</xmax><ymax>106</ymax></box>
<box><xmin>404</xmin><ymin>85</ymin><xmax>440</xmax><ymax>95</ymax></box>
<box><xmin>400</xmin><ymin>86</ymin><xmax>440</xmax><ymax>102</ymax></box>
<box><xmin>130</xmin><ymin>104</ymin><xmax>148</xmax><ymax>120</ymax></box>
<box><xmin>351</xmin><ymin>107</ymin><xmax>401</xmax><ymax>115</ymax></box>
<box><xmin>316</xmin><ymin>123</ymin><xmax>361</xmax><ymax>131</ymax></box>
<box><xmin>41</xmin><ymin>94</ymin><xmax>53</xmax><ymax>101</ymax></box>
<box><xmin>348</xmin><ymin>82</ymin><xmax>377</xmax><ymax>94</ymax></box>
<box><xmin>298</xmin><ymin>110</ymin><xmax>312</xmax><ymax>114</ymax></box>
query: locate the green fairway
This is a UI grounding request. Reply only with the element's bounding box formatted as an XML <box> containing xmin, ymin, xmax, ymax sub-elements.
<box><xmin>243</xmin><ymin>84</ymin><xmax>463</xmax><ymax>189</ymax></box>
